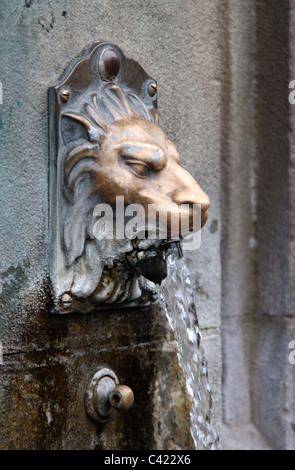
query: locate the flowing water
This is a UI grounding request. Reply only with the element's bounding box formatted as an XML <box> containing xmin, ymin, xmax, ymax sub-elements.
<box><xmin>158</xmin><ymin>244</ymin><xmax>219</xmax><ymax>450</ymax></box>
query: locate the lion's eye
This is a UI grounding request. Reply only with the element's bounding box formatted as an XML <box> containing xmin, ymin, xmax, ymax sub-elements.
<box><xmin>126</xmin><ymin>161</ymin><xmax>150</xmax><ymax>177</ymax></box>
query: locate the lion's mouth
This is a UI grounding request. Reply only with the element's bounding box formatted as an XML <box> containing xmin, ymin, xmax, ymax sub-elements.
<box><xmin>127</xmin><ymin>239</ymin><xmax>182</xmax><ymax>285</ymax></box>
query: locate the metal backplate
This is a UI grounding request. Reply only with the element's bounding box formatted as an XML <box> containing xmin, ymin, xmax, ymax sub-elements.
<box><xmin>48</xmin><ymin>42</ymin><xmax>159</xmax><ymax>313</ymax></box>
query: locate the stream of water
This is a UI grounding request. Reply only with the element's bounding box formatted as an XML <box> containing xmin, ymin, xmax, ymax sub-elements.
<box><xmin>158</xmin><ymin>245</ymin><xmax>219</xmax><ymax>450</ymax></box>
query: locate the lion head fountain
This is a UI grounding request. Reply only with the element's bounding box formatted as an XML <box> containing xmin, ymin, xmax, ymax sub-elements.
<box><xmin>49</xmin><ymin>42</ymin><xmax>209</xmax><ymax>313</ymax></box>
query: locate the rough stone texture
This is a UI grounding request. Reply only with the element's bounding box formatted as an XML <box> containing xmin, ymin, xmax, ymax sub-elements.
<box><xmin>251</xmin><ymin>0</ymin><xmax>295</xmax><ymax>449</ymax></box>
<box><xmin>221</xmin><ymin>0</ymin><xmax>295</xmax><ymax>450</ymax></box>
<box><xmin>0</xmin><ymin>299</ymin><xmax>194</xmax><ymax>450</ymax></box>
<box><xmin>290</xmin><ymin>0</ymin><xmax>295</xmax><ymax>335</ymax></box>
<box><xmin>0</xmin><ymin>0</ymin><xmax>222</xmax><ymax>449</ymax></box>
<box><xmin>221</xmin><ymin>423</ymin><xmax>271</xmax><ymax>450</ymax></box>
<box><xmin>220</xmin><ymin>0</ymin><xmax>256</xmax><ymax>429</ymax></box>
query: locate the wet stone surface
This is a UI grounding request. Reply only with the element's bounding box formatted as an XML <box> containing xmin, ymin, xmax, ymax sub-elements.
<box><xmin>0</xmin><ymin>277</ymin><xmax>195</xmax><ymax>449</ymax></box>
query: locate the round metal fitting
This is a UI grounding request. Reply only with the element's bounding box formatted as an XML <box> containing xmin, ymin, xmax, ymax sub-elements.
<box><xmin>84</xmin><ymin>368</ymin><xmax>119</xmax><ymax>424</ymax></box>
<box><xmin>99</xmin><ymin>48</ymin><xmax>120</xmax><ymax>81</ymax></box>
<box><xmin>60</xmin><ymin>292</ymin><xmax>72</xmax><ymax>310</ymax></box>
<box><xmin>109</xmin><ymin>385</ymin><xmax>134</xmax><ymax>412</ymax></box>
<box><xmin>148</xmin><ymin>81</ymin><xmax>157</xmax><ymax>97</ymax></box>
<box><xmin>60</xmin><ymin>88</ymin><xmax>70</xmax><ymax>103</ymax></box>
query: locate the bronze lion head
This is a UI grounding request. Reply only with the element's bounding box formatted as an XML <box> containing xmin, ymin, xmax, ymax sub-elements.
<box><xmin>49</xmin><ymin>43</ymin><xmax>209</xmax><ymax>313</ymax></box>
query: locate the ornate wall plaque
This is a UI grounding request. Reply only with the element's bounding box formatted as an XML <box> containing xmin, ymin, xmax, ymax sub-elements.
<box><xmin>49</xmin><ymin>42</ymin><xmax>209</xmax><ymax>313</ymax></box>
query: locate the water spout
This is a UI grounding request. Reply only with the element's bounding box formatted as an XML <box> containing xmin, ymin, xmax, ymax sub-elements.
<box><xmin>158</xmin><ymin>244</ymin><xmax>219</xmax><ymax>450</ymax></box>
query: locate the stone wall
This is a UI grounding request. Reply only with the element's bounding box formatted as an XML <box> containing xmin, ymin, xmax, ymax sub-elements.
<box><xmin>0</xmin><ymin>0</ymin><xmax>222</xmax><ymax>449</ymax></box>
<box><xmin>221</xmin><ymin>0</ymin><xmax>295</xmax><ymax>450</ymax></box>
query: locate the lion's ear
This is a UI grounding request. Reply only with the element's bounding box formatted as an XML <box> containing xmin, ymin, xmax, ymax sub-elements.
<box><xmin>61</xmin><ymin>114</ymin><xmax>89</xmax><ymax>146</ymax></box>
<box><xmin>63</xmin><ymin>111</ymin><xmax>105</xmax><ymax>145</ymax></box>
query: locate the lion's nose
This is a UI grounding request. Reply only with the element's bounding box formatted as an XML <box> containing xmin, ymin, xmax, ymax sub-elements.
<box><xmin>172</xmin><ymin>188</ymin><xmax>210</xmax><ymax>228</ymax></box>
<box><xmin>172</xmin><ymin>189</ymin><xmax>210</xmax><ymax>210</ymax></box>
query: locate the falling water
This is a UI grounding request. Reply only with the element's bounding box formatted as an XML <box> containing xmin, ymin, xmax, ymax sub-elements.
<box><xmin>158</xmin><ymin>244</ymin><xmax>219</xmax><ymax>450</ymax></box>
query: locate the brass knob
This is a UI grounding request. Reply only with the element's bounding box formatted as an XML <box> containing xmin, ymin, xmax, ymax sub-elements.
<box><xmin>84</xmin><ymin>368</ymin><xmax>134</xmax><ymax>424</ymax></box>
<box><xmin>109</xmin><ymin>385</ymin><xmax>134</xmax><ymax>412</ymax></box>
